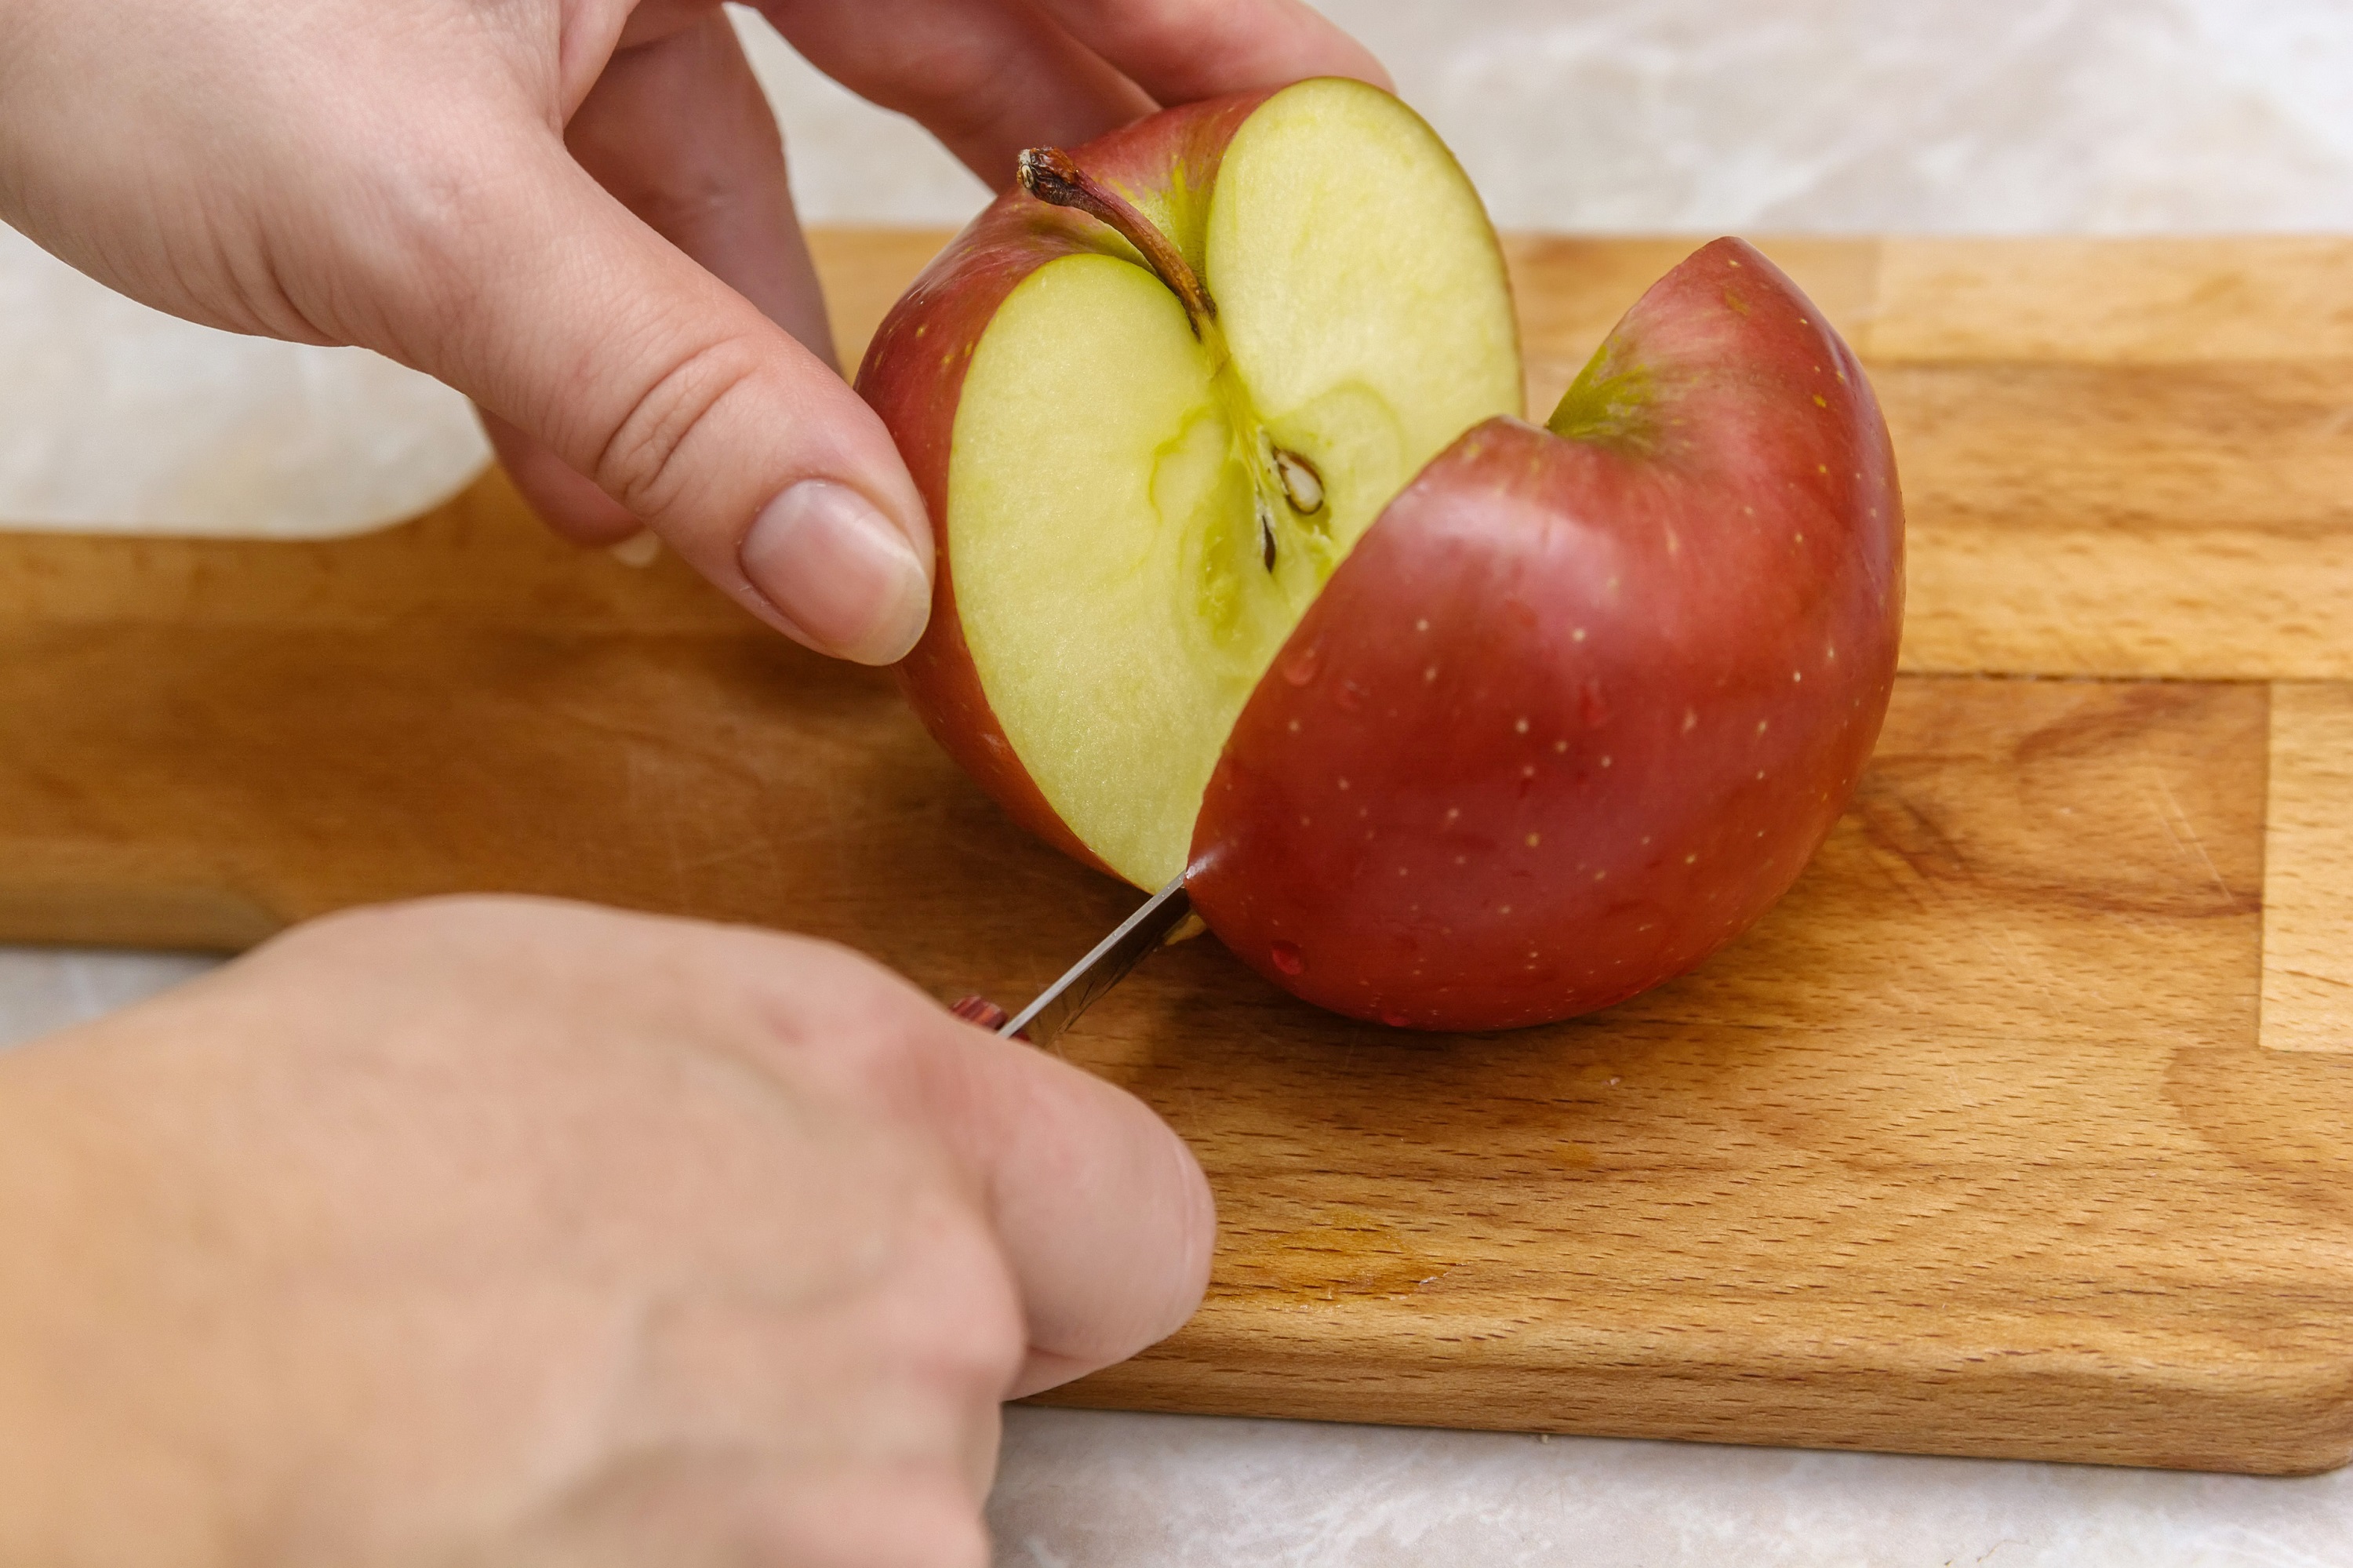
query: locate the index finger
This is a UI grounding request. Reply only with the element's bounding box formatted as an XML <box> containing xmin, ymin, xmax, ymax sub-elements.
<box><xmin>718</xmin><ymin>932</ymin><xmax>1218</xmax><ymax>1399</ymax></box>
<box><xmin>929</xmin><ymin>1017</ymin><xmax>1218</xmax><ymax>1397</ymax></box>
<box><xmin>1035</xmin><ymin>0</ymin><xmax>1393</xmax><ymax>104</ymax></box>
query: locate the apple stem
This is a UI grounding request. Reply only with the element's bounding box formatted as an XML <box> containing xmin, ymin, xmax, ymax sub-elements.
<box><xmin>1018</xmin><ymin>147</ymin><xmax>1217</xmax><ymax>336</ymax></box>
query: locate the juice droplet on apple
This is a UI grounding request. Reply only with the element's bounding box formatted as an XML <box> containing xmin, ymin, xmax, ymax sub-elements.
<box><xmin>1280</xmin><ymin>644</ymin><xmax>1322</xmax><ymax>686</ymax></box>
<box><xmin>1333</xmin><ymin>678</ymin><xmax>1366</xmax><ymax>712</ymax></box>
<box><xmin>1269</xmin><ymin>940</ymin><xmax>1306</xmax><ymax>976</ymax></box>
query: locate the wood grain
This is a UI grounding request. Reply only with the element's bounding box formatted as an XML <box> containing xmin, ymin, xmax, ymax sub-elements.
<box><xmin>5</xmin><ymin>234</ymin><xmax>2352</xmax><ymax>1472</ymax></box>
<box><xmin>2264</xmin><ymin>684</ymin><xmax>2353</xmax><ymax>1053</ymax></box>
<box><xmin>1499</xmin><ymin>234</ymin><xmax>2353</xmax><ymax>683</ymax></box>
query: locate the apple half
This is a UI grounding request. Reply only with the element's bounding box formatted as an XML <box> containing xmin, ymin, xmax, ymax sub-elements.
<box><xmin>859</xmin><ymin>79</ymin><xmax>1903</xmax><ymax>1031</ymax></box>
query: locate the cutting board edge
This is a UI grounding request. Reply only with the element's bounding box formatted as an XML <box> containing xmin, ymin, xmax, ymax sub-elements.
<box><xmin>1029</xmin><ymin>1355</ymin><xmax>2353</xmax><ymax>1476</ymax></box>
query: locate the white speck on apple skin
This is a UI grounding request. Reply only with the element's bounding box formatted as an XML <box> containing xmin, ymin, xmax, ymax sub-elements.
<box><xmin>1444</xmin><ymin>807</ymin><xmax>1460</xmax><ymax>824</ymax></box>
<box><xmin>1554</xmin><ymin>739</ymin><xmax>1569</xmax><ymax>753</ymax></box>
<box><xmin>1424</xmin><ymin>666</ymin><xmax>1438</xmax><ymax>682</ymax></box>
<box><xmin>1514</xmin><ymin>717</ymin><xmax>1529</xmax><ymax>733</ymax></box>
<box><xmin>1756</xmin><ymin>720</ymin><xmax>1769</xmax><ymax>733</ymax></box>
<box><xmin>1682</xmin><ymin>709</ymin><xmax>1698</xmax><ymax>733</ymax></box>
<box><xmin>1600</xmin><ymin>755</ymin><xmax>1612</xmax><ymax>768</ymax></box>
<box><xmin>1286</xmin><ymin>719</ymin><xmax>1300</xmax><ymax>733</ymax></box>
<box><xmin>1337</xmin><ymin>777</ymin><xmax>1349</xmax><ymax>790</ymax></box>
<box><xmin>1571</xmin><ymin>628</ymin><xmax>1587</xmax><ymax>642</ymax></box>
<box><xmin>1415</xmin><ymin>618</ymin><xmax>1429</xmax><ymax>632</ymax></box>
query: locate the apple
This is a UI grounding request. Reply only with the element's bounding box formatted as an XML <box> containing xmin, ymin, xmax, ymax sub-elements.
<box><xmin>859</xmin><ymin>80</ymin><xmax>1902</xmax><ymax>1031</ymax></box>
<box><xmin>860</xmin><ymin>78</ymin><xmax>1523</xmax><ymax>885</ymax></box>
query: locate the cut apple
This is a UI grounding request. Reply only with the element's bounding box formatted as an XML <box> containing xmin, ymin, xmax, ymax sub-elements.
<box><xmin>865</xmin><ymin>78</ymin><xmax>1521</xmax><ymax>888</ymax></box>
<box><xmin>860</xmin><ymin>82</ymin><xmax>1903</xmax><ymax>1031</ymax></box>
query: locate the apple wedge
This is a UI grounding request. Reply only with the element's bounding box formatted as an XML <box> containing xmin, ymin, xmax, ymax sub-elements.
<box><xmin>861</xmin><ymin>78</ymin><xmax>1522</xmax><ymax>886</ymax></box>
<box><xmin>860</xmin><ymin>82</ymin><xmax>1902</xmax><ymax>1031</ymax></box>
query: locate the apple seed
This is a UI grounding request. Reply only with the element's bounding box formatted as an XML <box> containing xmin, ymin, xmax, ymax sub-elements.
<box><xmin>1271</xmin><ymin>446</ymin><xmax>1326</xmax><ymax>514</ymax></box>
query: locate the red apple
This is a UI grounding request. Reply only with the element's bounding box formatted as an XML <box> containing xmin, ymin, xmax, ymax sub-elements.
<box><xmin>859</xmin><ymin>82</ymin><xmax>1901</xmax><ymax>1031</ymax></box>
<box><xmin>1187</xmin><ymin>239</ymin><xmax>1903</xmax><ymax>1028</ymax></box>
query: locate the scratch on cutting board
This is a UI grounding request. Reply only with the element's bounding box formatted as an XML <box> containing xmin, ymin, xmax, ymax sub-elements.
<box><xmin>2146</xmin><ymin>768</ymin><xmax>2239</xmax><ymax>911</ymax></box>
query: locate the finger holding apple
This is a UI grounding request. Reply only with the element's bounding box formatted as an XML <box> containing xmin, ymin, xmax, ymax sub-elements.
<box><xmin>858</xmin><ymin>81</ymin><xmax>1902</xmax><ymax>1031</ymax></box>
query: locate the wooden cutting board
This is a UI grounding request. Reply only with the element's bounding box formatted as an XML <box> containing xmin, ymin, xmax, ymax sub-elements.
<box><xmin>5</xmin><ymin>232</ymin><xmax>2351</xmax><ymax>1475</ymax></box>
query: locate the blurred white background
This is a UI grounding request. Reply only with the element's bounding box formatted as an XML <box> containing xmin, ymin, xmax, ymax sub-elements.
<box><xmin>757</xmin><ymin>0</ymin><xmax>2353</xmax><ymax>233</ymax></box>
<box><xmin>6</xmin><ymin>1</ymin><xmax>2353</xmax><ymax>535</ymax></box>
<box><xmin>7</xmin><ymin>3</ymin><xmax>2353</xmax><ymax>1563</ymax></box>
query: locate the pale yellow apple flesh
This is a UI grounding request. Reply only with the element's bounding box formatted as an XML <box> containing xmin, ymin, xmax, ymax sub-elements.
<box><xmin>947</xmin><ymin>79</ymin><xmax>1522</xmax><ymax>887</ymax></box>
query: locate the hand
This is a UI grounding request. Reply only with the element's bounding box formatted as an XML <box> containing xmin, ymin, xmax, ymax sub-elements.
<box><xmin>0</xmin><ymin>0</ymin><xmax>1385</xmax><ymax>663</ymax></box>
<box><xmin>0</xmin><ymin>897</ymin><xmax>1213</xmax><ymax>1566</ymax></box>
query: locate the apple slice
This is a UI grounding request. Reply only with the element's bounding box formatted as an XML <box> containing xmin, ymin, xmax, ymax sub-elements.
<box><xmin>860</xmin><ymin>79</ymin><xmax>1522</xmax><ymax>888</ymax></box>
<box><xmin>1187</xmin><ymin>241</ymin><xmax>1904</xmax><ymax>1029</ymax></box>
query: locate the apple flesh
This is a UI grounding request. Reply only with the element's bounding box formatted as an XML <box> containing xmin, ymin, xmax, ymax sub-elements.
<box><xmin>1187</xmin><ymin>240</ymin><xmax>1903</xmax><ymax>1029</ymax></box>
<box><xmin>860</xmin><ymin>78</ymin><xmax>1522</xmax><ymax>888</ymax></box>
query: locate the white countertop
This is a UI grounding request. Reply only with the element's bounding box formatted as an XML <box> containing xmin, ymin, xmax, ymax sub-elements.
<box><xmin>7</xmin><ymin>3</ymin><xmax>2351</xmax><ymax>1559</ymax></box>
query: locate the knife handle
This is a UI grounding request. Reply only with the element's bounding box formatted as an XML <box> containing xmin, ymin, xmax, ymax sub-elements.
<box><xmin>949</xmin><ymin>993</ymin><xmax>1018</xmax><ymax>1035</ymax></box>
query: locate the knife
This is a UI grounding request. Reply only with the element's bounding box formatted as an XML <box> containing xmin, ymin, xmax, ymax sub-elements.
<box><xmin>950</xmin><ymin>875</ymin><xmax>1192</xmax><ymax>1047</ymax></box>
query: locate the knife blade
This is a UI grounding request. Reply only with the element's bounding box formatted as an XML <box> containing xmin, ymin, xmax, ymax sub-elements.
<box><xmin>951</xmin><ymin>875</ymin><xmax>1191</xmax><ymax>1048</ymax></box>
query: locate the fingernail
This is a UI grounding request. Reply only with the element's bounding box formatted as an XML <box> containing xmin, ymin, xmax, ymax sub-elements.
<box><xmin>740</xmin><ymin>480</ymin><xmax>930</xmax><ymax>664</ymax></box>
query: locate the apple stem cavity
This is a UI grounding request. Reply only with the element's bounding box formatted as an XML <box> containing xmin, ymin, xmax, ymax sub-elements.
<box><xmin>1018</xmin><ymin>147</ymin><xmax>1218</xmax><ymax>337</ymax></box>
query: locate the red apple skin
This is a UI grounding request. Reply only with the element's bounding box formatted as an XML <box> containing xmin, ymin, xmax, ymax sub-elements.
<box><xmin>1185</xmin><ymin>238</ymin><xmax>1903</xmax><ymax>1031</ymax></box>
<box><xmin>857</xmin><ymin>90</ymin><xmax>1273</xmax><ymax>878</ymax></box>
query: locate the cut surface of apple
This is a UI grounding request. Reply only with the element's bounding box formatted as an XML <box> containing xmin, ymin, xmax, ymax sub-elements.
<box><xmin>869</xmin><ymin>79</ymin><xmax>1522</xmax><ymax>888</ymax></box>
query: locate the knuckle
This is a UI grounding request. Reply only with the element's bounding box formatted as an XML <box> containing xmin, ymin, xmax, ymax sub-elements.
<box><xmin>592</xmin><ymin>329</ymin><xmax>766</xmax><ymax>521</ymax></box>
<box><xmin>751</xmin><ymin>944</ymin><xmax>955</xmax><ymax>1118</ymax></box>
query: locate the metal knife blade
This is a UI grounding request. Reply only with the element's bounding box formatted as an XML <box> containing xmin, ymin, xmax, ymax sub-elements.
<box><xmin>974</xmin><ymin>875</ymin><xmax>1191</xmax><ymax>1048</ymax></box>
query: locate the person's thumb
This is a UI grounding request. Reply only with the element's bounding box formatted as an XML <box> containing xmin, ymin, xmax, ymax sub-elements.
<box><xmin>379</xmin><ymin>125</ymin><xmax>931</xmax><ymax>665</ymax></box>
